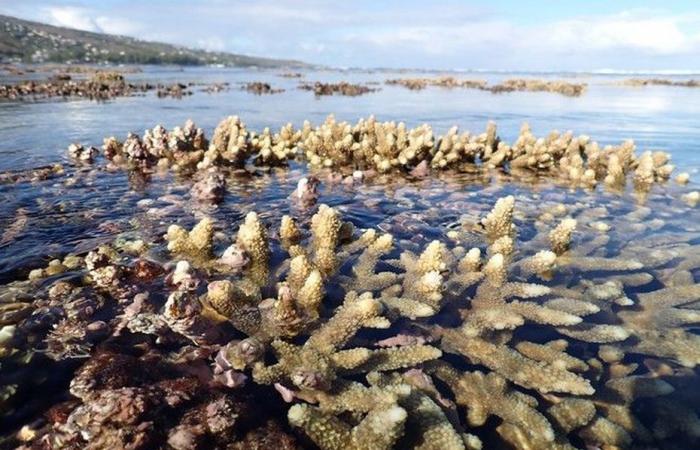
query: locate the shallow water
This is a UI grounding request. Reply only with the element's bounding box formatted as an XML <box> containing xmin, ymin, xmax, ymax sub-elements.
<box><xmin>1</xmin><ymin>68</ymin><xmax>699</xmax><ymax>449</ymax></box>
<box><xmin>2</xmin><ymin>67</ymin><xmax>700</xmax><ymax>171</ymax></box>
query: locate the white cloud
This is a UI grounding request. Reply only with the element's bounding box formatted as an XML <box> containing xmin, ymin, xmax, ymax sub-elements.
<box><xmin>3</xmin><ymin>2</ymin><xmax>699</xmax><ymax>70</ymax></box>
<box><xmin>522</xmin><ymin>13</ymin><xmax>695</xmax><ymax>55</ymax></box>
<box><xmin>42</xmin><ymin>6</ymin><xmax>102</xmax><ymax>32</ymax></box>
<box><xmin>349</xmin><ymin>12</ymin><xmax>699</xmax><ymax>54</ymax></box>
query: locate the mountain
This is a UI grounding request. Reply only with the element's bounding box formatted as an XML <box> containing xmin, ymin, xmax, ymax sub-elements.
<box><xmin>0</xmin><ymin>14</ymin><xmax>309</xmax><ymax>68</ymax></box>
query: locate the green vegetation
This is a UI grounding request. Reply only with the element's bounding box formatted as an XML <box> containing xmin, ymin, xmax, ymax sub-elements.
<box><xmin>0</xmin><ymin>14</ymin><xmax>308</xmax><ymax>67</ymax></box>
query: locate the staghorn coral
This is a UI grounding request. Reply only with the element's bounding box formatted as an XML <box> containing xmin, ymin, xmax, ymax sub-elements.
<box><xmin>368</xmin><ymin>370</ymin><xmax>476</xmax><ymax>450</ymax></box>
<box><xmin>549</xmin><ymin>218</ymin><xmax>577</xmax><ymax>255</ymax></box>
<box><xmin>618</xmin><ymin>284</ymin><xmax>700</xmax><ymax>367</ymax></box>
<box><xmin>166</xmin><ymin>217</ymin><xmax>215</xmax><ymax>259</ymax></box>
<box><xmin>7</xmin><ymin>149</ymin><xmax>700</xmax><ymax>450</ymax></box>
<box><xmin>440</xmin><ymin>329</ymin><xmax>593</xmax><ymax>395</ymax></box>
<box><xmin>280</xmin><ymin>215</ymin><xmax>302</xmax><ymax>245</ymax></box>
<box><xmin>481</xmin><ymin>195</ymin><xmax>515</xmax><ymax>242</ymax></box>
<box><xmin>309</xmin><ymin>204</ymin><xmax>352</xmax><ymax>276</ymax></box>
<box><xmin>250</xmin><ymin>290</ymin><xmax>440</xmax><ymax>392</ymax></box>
<box><xmin>431</xmin><ymin>362</ymin><xmax>555</xmax><ymax>445</ymax></box>
<box><xmin>288</xmin><ymin>402</ymin><xmax>406</xmax><ymax>450</ymax></box>
<box><xmin>342</xmin><ymin>230</ymin><xmax>399</xmax><ymax>292</ymax></box>
<box><xmin>236</xmin><ymin>211</ymin><xmax>270</xmax><ymax>285</ymax></box>
<box><xmin>88</xmin><ymin>115</ymin><xmax>678</xmax><ymax>194</ymax></box>
<box><xmin>205</xmin><ymin>115</ymin><xmax>252</xmax><ymax>166</ymax></box>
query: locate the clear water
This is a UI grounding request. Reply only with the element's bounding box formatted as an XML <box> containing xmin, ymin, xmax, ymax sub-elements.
<box><xmin>1</xmin><ymin>67</ymin><xmax>699</xmax><ymax>449</ymax></box>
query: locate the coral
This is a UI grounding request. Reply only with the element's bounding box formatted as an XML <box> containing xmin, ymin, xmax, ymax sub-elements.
<box><xmin>298</xmin><ymin>81</ymin><xmax>378</xmax><ymax>96</ymax></box>
<box><xmin>368</xmin><ymin>371</ymin><xmax>474</xmax><ymax>450</ymax></box>
<box><xmin>190</xmin><ymin>170</ymin><xmax>226</xmax><ymax>203</ymax></box>
<box><xmin>242</xmin><ymin>82</ymin><xmax>284</xmax><ymax>94</ymax></box>
<box><xmin>310</xmin><ymin>204</ymin><xmax>351</xmax><ymax>276</ymax></box>
<box><xmin>549</xmin><ymin>218</ymin><xmax>577</xmax><ymax>255</ymax></box>
<box><xmin>7</xmin><ymin>147</ymin><xmax>700</xmax><ymax>450</ymax></box>
<box><xmin>280</xmin><ymin>215</ymin><xmax>302</xmax><ymax>245</ymax></box>
<box><xmin>431</xmin><ymin>362</ymin><xmax>555</xmax><ymax>444</ymax></box>
<box><xmin>342</xmin><ymin>231</ymin><xmax>398</xmax><ymax>292</ymax></box>
<box><xmin>166</xmin><ymin>217</ymin><xmax>215</xmax><ymax>259</ymax></box>
<box><xmin>386</xmin><ymin>77</ymin><xmax>585</xmax><ymax>97</ymax></box>
<box><xmin>618</xmin><ymin>284</ymin><xmax>700</xmax><ymax>367</ymax></box>
<box><xmin>440</xmin><ymin>330</ymin><xmax>593</xmax><ymax>395</ymax></box>
<box><xmin>67</xmin><ymin>143</ymin><xmax>99</xmax><ymax>162</ymax></box>
<box><xmin>207</xmin><ymin>115</ymin><xmax>252</xmax><ymax>166</ymax></box>
<box><xmin>288</xmin><ymin>402</ymin><xmax>406</xmax><ymax>450</ymax></box>
<box><xmin>481</xmin><ymin>195</ymin><xmax>515</xmax><ymax>242</ymax></box>
<box><xmin>250</xmin><ymin>291</ymin><xmax>439</xmax><ymax>392</ymax></box>
<box><xmin>236</xmin><ymin>211</ymin><xmax>270</xmax><ymax>285</ymax></box>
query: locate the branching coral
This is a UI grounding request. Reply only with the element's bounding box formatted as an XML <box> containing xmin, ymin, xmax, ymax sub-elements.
<box><xmin>87</xmin><ymin>115</ymin><xmax>676</xmax><ymax>196</ymax></box>
<box><xmin>7</xmin><ymin>156</ymin><xmax>700</xmax><ymax>450</ymax></box>
<box><xmin>618</xmin><ymin>284</ymin><xmax>700</xmax><ymax>367</ymax></box>
<box><xmin>288</xmin><ymin>402</ymin><xmax>407</xmax><ymax>450</ymax></box>
<box><xmin>431</xmin><ymin>362</ymin><xmax>555</xmax><ymax>444</ymax></box>
<box><xmin>250</xmin><ymin>291</ymin><xmax>440</xmax><ymax>392</ymax></box>
<box><xmin>166</xmin><ymin>217</ymin><xmax>215</xmax><ymax>259</ymax></box>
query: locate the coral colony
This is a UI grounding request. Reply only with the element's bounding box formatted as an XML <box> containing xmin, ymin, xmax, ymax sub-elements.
<box><xmin>2</xmin><ymin>114</ymin><xmax>700</xmax><ymax>450</ymax></box>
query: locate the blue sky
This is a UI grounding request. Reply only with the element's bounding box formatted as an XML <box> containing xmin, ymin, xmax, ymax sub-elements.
<box><xmin>1</xmin><ymin>0</ymin><xmax>699</xmax><ymax>71</ymax></box>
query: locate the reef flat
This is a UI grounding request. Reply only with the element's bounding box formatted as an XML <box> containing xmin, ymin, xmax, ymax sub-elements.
<box><xmin>1</xmin><ymin>115</ymin><xmax>699</xmax><ymax>449</ymax></box>
<box><xmin>386</xmin><ymin>77</ymin><xmax>587</xmax><ymax>96</ymax></box>
<box><xmin>0</xmin><ymin>71</ymin><xmax>232</xmax><ymax>101</ymax></box>
<box><xmin>621</xmin><ymin>78</ymin><xmax>700</xmax><ymax>88</ymax></box>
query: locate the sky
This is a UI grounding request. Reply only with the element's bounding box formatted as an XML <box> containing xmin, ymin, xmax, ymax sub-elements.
<box><xmin>1</xmin><ymin>0</ymin><xmax>700</xmax><ymax>71</ymax></box>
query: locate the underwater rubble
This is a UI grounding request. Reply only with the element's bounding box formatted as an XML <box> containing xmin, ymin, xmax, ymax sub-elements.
<box><xmin>386</xmin><ymin>77</ymin><xmax>587</xmax><ymax>96</ymax></box>
<box><xmin>1</xmin><ymin>114</ymin><xmax>700</xmax><ymax>449</ymax></box>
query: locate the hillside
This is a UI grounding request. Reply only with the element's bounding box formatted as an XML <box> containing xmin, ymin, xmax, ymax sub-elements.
<box><xmin>0</xmin><ymin>14</ymin><xmax>309</xmax><ymax>67</ymax></box>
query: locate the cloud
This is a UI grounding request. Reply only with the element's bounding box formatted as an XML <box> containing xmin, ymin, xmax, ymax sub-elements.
<box><xmin>523</xmin><ymin>13</ymin><xmax>697</xmax><ymax>55</ymax></box>
<box><xmin>2</xmin><ymin>1</ymin><xmax>699</xmax><ymax>70</ymax></box>
<box><xmin>37</xmin><ymin>6</ymin><xmax>142</xmax><ymax>36</ymax></box>
<box><xmin>42</xmin><ymin>6</ymin><xmax>102</xmax><ymax>32</ymax></box>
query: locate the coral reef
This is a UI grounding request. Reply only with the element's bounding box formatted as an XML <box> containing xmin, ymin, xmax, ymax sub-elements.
<box><xmin>4</xmin><ymin>112</ymin><xmax>700</xmax><ymax>450</ymax></box>
<box><xmin>386</xmin><ymin>77</ymin><xmax>586</xmax><ymax>96</ymax></box>
<box><xmin>0</xmin><ymin>73</ymin><xmax>229</xmax><ymax>101</ymax></box>
<box><xmin>386</xmin><ymin>76</ymin><xmax>487</xmax><ymax>90</ymax></box>
<box><xmin>72</xmin><ymin>115</ymin><xmax>678</xmax><ymax>199</ymax></box>
<box><xmin>622</xmin><ymin>78</ymin><xmax>700</xmax><ymax>88</ymax></box>
<box><xmin>242</xmin><ymin>82</ymin><xmax>284</xmax><ymax>94</ymax></box>
<box><xmin>299</xmin><ymin>81</ymin><xmax>378</xmax><ymax>96</ymax></box>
